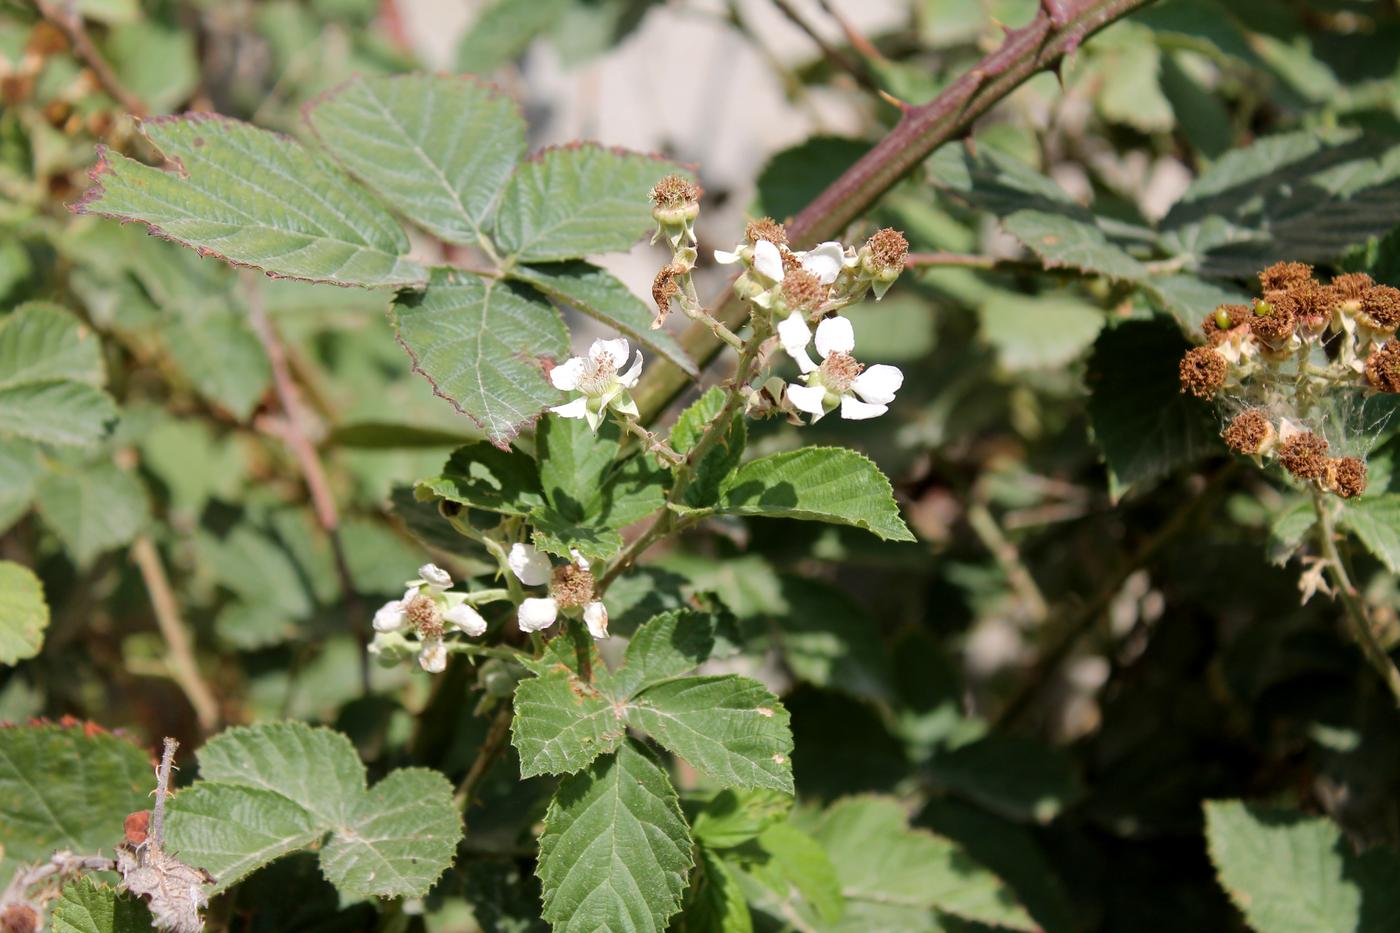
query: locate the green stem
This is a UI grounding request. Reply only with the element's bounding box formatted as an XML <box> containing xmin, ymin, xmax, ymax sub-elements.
<box><xmin>1311</xmin><ymin>490</ymin><xmax>1400</xmax><ymax>706</ymax></box>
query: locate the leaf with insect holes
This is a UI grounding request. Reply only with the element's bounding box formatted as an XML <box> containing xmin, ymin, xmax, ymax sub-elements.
<box><xmin>306</xmin><ymin>74</ymin><xmax>525</xmax><ymax>246</ymax></box>
<box><xmin>511</xmin><ymin>611</ymin><xmax>793</xmax><ymax>791</ymax></box>
<box><xmin>0</xmin><ymin>560</ymin><xmax>47</xmax><ymax>666</ymax></box>
<box><xmin>164</xmin><ymin>722</ymin><xmax>460</xmax><ymax>899</ymax></box>
<box><xmin>698</xmin><ymin>447</ymin><xmax>914</xmax><ymax>543</ymax></box>
<box><xmin>1205</xmin><ymin>799</ymin><xmax>1400</xmax><ymax>933</ymax></box>
<box><xmin>536</xmin><ymin>741</ymin><xmax>694</xmax><ymax>933</ymax></box>
<box><xmin>510</xmin><ymin>261</ymin><xmax>697</xmax><ymax>376</ymax></box>
<box><xmin>392</xmin><ymin>268</ymin><xmax>569</xmax><ymax>448</ymax></box>
<box><xmin>74</xmin><ymin>115</ymin><xmax>427</xmax><ymax>287</ymax></box>
<box><xmin>0</xmin><ymin>303</ymin><xmax>115</xmax><ymax>448</ymax></box>
<box><xmin>0</xmin><ymin>724</ymin><xmax>151</xmax><ymax>890</ymax></box>
<box><xmin>493</xmin><ymin>145</ymin><xmax>688</xmax><ymax>262</ymax></box>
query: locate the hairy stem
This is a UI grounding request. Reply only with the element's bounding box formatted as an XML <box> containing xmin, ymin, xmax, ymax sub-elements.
<box><xmin>151</xmin><ymin>736</ymin><xmax>178</xmax><ymax>849</ymax></box>
<box><xmin>35</xmin><ymin>0</ymin><xmax>148</xmax><ymax>116</ymax></box>
<box><xmin>1312</xmin><ymin>490</ymin><xmax>1400</xmax><ymax>706</ymax></box>
<box><xmin>454</xmin><ymin>704</ymin><xmax>513</xmax><ymax>812</ymax></box>
<box><xmin>131</xmin><ymin>537</ymin><xmax>220</xmax><ymax>733</ymax></box>
<box><xmin>634</xmin><ymin>0</ymin><xmax>1155</xmax><ymax>423</ymax></box>
<box><xmin>244</xmin><ymin>276</ymin><xmax>367</xmax><ymax>689</ymax></box>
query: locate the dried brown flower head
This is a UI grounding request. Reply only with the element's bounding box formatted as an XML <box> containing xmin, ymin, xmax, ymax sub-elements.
<box><xmin>1202</xmin><ymin>304</ymin><xmax>1251</xmax><ymax>344</ymax></box>
<box><xmin>1329</xmin><ymin>272</ymin><xmax>1374</xmax><ymax>304</ymax></box>
<box><xmin>1327</xmin><ymin>456</ymin><xmax>1367</xmax><ymax>499</ymax></box>
<box><xmin>781</xmin><ymin>268</ymin><xmax>825</xmax><ymax>312</ymax></box>
<box><xmin>404</xmin><ymin>594</ymin><xmax>439</xmax><ymax>631</ymax></box>
<box><xmin>1223</xmin><ymin>409</ymin><xmax>1275</xmax><ymax>456</ymax></box>
<box><xmin>650</xmin><ymin>174</ymin><xmax>701</xmax><ymax>209</ymax></box>
<box><xmin>745</xmin><ymin>217</ymin><xmax>788</xmax><ymax>247</ymax></box>
<box><xmin>0</xmin><ymin>904</ymin><xmax>38</xmax><ymax>933</ymax></box>
<box><xmin>1275</xmin><ymin>282</ymin><xmax>1332</xmax><ymax>336</ymax></box>
<box><xmin>1249</xmin><ymin>298</ymin><xmax>1296</xmax><ymax>348</ymax></box>
<box><xmin>550</xmin><ymin>564</ymin><xmax>595</xmax><ymax>609</ymax></box>
<box><xmin>651</xmin><ymin>263</ymin><xmax>682</xmax><ymax>325</ymax></box>
<box><xmin>1359</xmin><ymin>284</ymin><xmax>1400</xmax><ymax>331</ymax></box>
<box><xmin>1277</xmin><ymin>432</ymin><xmax>1330</xmax><ymax>480</ymax></box>
<box><xmin>1366</xmin><ymin>341</ymin><xmax>1400</xmax><ymax>393</ymax></box>
<box><xmin>1259</xmin><ymin>261</ymin><xmax>1314</xmax><ymax>293</ymax></box>
<box><xmin>865</xmin><ymin>228</ymin><xmax>909</xmax><ymax>271</ymax></box>
<box><xmin>1179</xmin><ymin>347</ymin><xmax>1228</xmax><ymax>399</ymax></box>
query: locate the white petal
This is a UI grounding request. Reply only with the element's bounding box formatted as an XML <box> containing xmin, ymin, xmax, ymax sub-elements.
<box><xmin>584</xmin><ymin>601</ymin><xmax>609</xmax><ymax>639</ymax></box>
<box><xmin>851</xmin><ymin>364</ymin><xmax>903</xmax><ymax>405</ymax></box>
<box><xmin>508</xmin><ymin>542</ymin><xmax>552</xmax><ymax>587</ymax></box>
<box><xmin>799</xmin><ymin>241</ymin><xmax>846</xmax><ymax>285</ymax></box>
<box><xmin>570</xmin><ymin>549</ymin><xmax>591</xmax><ymax>572</ymax></box>
<box><xmin>518</xmin><ymin>597</ymin><xmax>558</xmax><ymax>633</ymax></box>
<box><xmin>753</xmin><ymin>239</ymin><xmax>785</xmax><ymax>282</ymax></box>
<box><xmin>417</xmin><ymin>563</ymin><xmax>452</xmax><ymax>590</ymax></box>
<box><xmin>591</xmin><ymin>337</ymin><xmax>629</xmax><ymax>369</ymax></box>
<box><xmin>714</xmin><ymin>246</ymin><xmax>744</xmax><ymax>265</ymax></box>
<box><xmin>372</xmin><ymin>600</ymin><xmax>407</xmax><ymax>633</ymax></box>
<box><xmin>777</xmin><ymin>312</ymin><xmax>818</xmax><ymax>374</ymax></box>
<box><xmin>814</xmin><ymin>316</ymin><xmax>855</xmax><ymax>358</ymax></box>
<box><xmin>550</xmin><ymin>397</ymin><xmax>589</xmax><ymax>420</ymax></box>
<box><xmin>550</xmin><ymin>357</ymin><xmax>584</xmax><ymax>390</ymax></box>
<box><xmin>619</xmin><ymin>349</ymin><xmax>644</xmax><ymax>388</ymax></box>
<box><xmin>840</xmin><ymin>395</ymin><xmax>888</xmax><ymax>420</ymax></box>
<box><xmin>787</xmin><ymin>383</ymin><xmax>828</xmax><ymax>418</ymax></box>
<box><xmin>444</xmin><ymin>603</ymin><xmax>487</xmax><ymax>637</ymax></box>
<box><xmin>418</xmin><ymin>637</ymin><xmax>447</xmax><ymax>673</ymax></box>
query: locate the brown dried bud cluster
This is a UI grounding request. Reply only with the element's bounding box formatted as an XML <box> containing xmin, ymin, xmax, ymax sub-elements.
<box><xmin>1222</xmin><ymin>409</ymin><xmax>1275</xmax><ymax>456</ymax></box>
<box><xmin>550</xmin><ymin>564</ymin><xmax>595</xmax><ymax>609</ymax></box>
<box><xmin>1277</xmin><ymin>432</ymin><xmax>1330</xmax><ymax>480</ymax></box>
<box><xmin>1366</xmin><ymin>341</ymin><xmax>1400</xmax><ymax>393</ymax></box>
<box><xmin>1249</xmin><ymin>298</ymin><xmax>1296</xmax><ymax>348</ymax></box>
<box><xmin>650</xmin><ymin>174</ymin><xmax>701</xmax><ymax>209</ymax></box>
<box><xmin>652</xmin><ymin>263</ymin><xmax>682</xmax><ymax>316</ymax></box>
<box><xmin>1326</xmin><ymin>456</ymin><xmax>1367</xmax><ymax>499</ymax></box>
<box><xmin>865</xmin><ymin>228</ymin><xmax>909</xmax><ymax>271</ymax></box>
<box><xmin>1179</xmin><ymin>347</ymin><xmax>1227</xmax><ymax>399</ymax></box>
<box><xmin>781</xmin><ymin>269</ymin><xmax>825</xmax><ymax>312</ymax></box>
<box><xmin>745</xmin><ymin>217</ymin><xmax>788</xmax><ymax>246</ymax></box>
<box><xmin>1258</xmin><ymin>261</ymin><xmax>1314</xmax><ymax>293</ymax></box>
<box><xmin>1359</xmin><ymin>285</ymin><xmax>1400</xmax><ymax>332</ymax></box>
<box><xmin>1328</xmin><ymin>271</ymin><xmax>1374</xmax><ymax>304</ymax></box>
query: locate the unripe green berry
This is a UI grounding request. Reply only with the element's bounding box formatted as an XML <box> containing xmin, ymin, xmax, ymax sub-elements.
<box><xmin>1215</xmin><ymin>308</ymin><xmax>1233</xmax><ymax>329</ymax></box>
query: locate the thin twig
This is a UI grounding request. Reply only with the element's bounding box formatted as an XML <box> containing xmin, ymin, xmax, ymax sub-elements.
<box><xmin>33</xmin><ymin>0</ymin><xmax>147</xmax><ymax>116</ymax></box>
<box><xmin>769</xmin><ymin>0</ymin><xmax>879</xmax><ymax>92</ymax></box>
<box><xmin>454</xmin><ymin>705</ymin><xmax>513</xmax><ymax>812</ymax></box>
<box><xmin>151</xmin><ymin>737</ymin><xmax>178</xmax><ymax>849</ymax></box>
<box><xmin>994</xmin><ymin>463</ymin><xmax>1239</xmax><ymax>728</ymax></box>
<box><xmin>966</xmin><ymin>502</ymin><xmax>1049</xmax><ymax>622</ymax></box>
<box><xmin>1312</xmin><ymin>491</ymin><xmax>1400</xmax><ymax>706</ymax></box>
<box><xmin>0</xmin><ymin>851</ymin><xmax>116</xmax><ymax>910</ymax></box>
<box><xmin>243</xmin><ymin>275</ymin><xmax>368</xmax><ymax>691</ymax></box>
<box><xmin>131</xmin><ymin>536</ymin><xmax>220</xmax><ymax>733</ymax></box>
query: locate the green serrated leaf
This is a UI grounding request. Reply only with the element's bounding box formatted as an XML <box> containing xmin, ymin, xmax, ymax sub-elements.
<box><xmin>0</xmin><ymin>561</ymin><xmax>47</xmax><ymax>666</ymax></box>
<box><xmin>981</xmin><ymin>293</ymin><xmax>1104</xmax><ymax>371</ymax></box>
<box><xmin>689</xmin><ymin>788</ymin><xmax>792</xmax><ymax>851</ymax></box>
<box><xmin>393</xmin><ymin>268</ymin><xmax>568</xmax><ymax>447</ymax></box>
<box><xmin>1204</xmin><ymin>800</ymin><xmax>1400</xmax><ymax>933</ymax></box>
<box><xmin>48</xmin><ymin>879</ymin><xmax>153</xmax><ymax>933</ymax></box>
<box><xmin>0</xmin><ymin>441</ymin><xmax>42</xmax><ymax>533</ymax></box>
<box><xmin>627</xmin><ymin>676</ymin><xmax>794</xmax><ymax>794</ymax></box>
<box><xmin>671</xmin><ymin>387</ymin><xmax>746</xmax><ymax>509</ymax></box>
<box><xmin>165</xmin><ymin>722</ymin><xmax>461</xmax><ymax>899</ymax></box>
<box><xmin>163</xmin><ymin>310</ymin><xmax>271</xmax><ymax>421</ymax></box>
<box><xmin>926</xmin><ymin>735</ymin><xmax>1083</xmax><ymax>824</ymax></box>
<box><xmin>511</xmin><ymin>641</ymin><xmax>625</xmax><ymax>778</ymax></box>
<box><xmin>307</xmin><ymin>74</ymin><xmax>525</xmax><ymax>246</ymax></box>
<box><xmin>729</xmin><ymin>821</ymin><xmax>843</xmax><ymax>928</ymax></box>
<box><xmin>75</xmin><ymin>115</ymin><xmax>427</xmax><ymax>287</ymax></box>
<box><xmin>611</xmin><ymin>608</ymin><xmax>717</xmax><ymax>696</ymax></box>
<box><xmin>678</xmin><ymin>848</ymin><xmax>753</xmax><ymax>933</ymax></box>
<box><xmin>510</xmin><ymin>261</ymin><xmax>697</xmax><ymax>376</ymax></box>
<box><xmin>537</xmin><ymin>741</ymin><xmax>694</xmax><ymax>933</ymax></box>
<box><xmin>494</xmin><ymin>146</ymin><xmax>684</xmax><ymax>262</ymax></box>
<box><xmin>415</xmin><ymin>441</ymin><xmax>545</xmax><ymax>516</ymax></box>
<box><xmin>34</xmin><ymin>462</ymin><xmax>149</xmax><ymax>567</ymax></box>
<box><xmin>712</xmin><ymin>447</ymin><xmax>913</xmax><ymax>542</ymax></box>
<box><xmin>1342</xmin><ymin>495</ymin><xmax>1400</xmax><ymax>573</ymax></box>
<box><xmin>1086</xmin><ymin>319</ymin><xmax>1220</xmax><ymax>499</ymax></box>
<box><xmin>810</xmin><ymin>796</ymin><xmax>1036</xmax><ymax>931</ymax></box>
<box><xmin>455</xmin><ymin>0</ymin><xmax>572</xmax><ymax>72</ymax></box>
<box><xmin>0</xmin><ymin>304</ymin><xmax>115</xmax><ymax>447</ymax></box>
<box><xmin>538</xmin><ymin>415</ymin><xmax>621</xmax><ymax>521</ymax></box>
<box><xmin>0</xmin><ymin>724</ymin><xmax>150</xmax><ymax>888</ymax></box>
